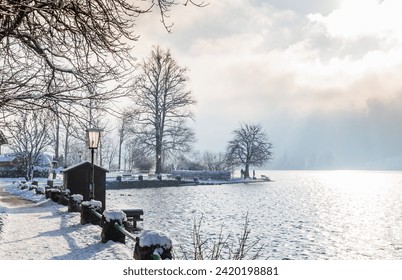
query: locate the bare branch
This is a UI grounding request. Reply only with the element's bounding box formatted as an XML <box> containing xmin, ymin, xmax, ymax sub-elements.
<box><xmin>0</xmin><ymin>0</ymin><xmax>204</xmax><ymax>119</ymax></box>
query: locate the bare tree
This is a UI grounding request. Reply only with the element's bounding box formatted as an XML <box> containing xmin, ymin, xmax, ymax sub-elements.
<box><xmin>61</xmin><ymin>106</ymin><xmax>76</xmax><ymax>167</ymax></box>
<box><xmin>0</xmin><ymin>0</ymin><xmax>206</xmax><ymax>117</ymax></box>
<box><xmin>203</xmin><ymin>151</ymin><xmax>227</xmax><ymax>171</ymax></box>
<box><xmin>129</xmin><ymin>46</ymin><xmax>196</xmax><ymax>174</ymax></box>
<box><xmin>45</xmin><ymin>102</ymin><xmax>87</xmax><ymax>167</ymax></box>
<box><xmin>116</xmin><ymin>111</ymin><xmax>133</xmax><ymax>171</ymax></box>
<box><xmin>225</xmin><ymin>123</ymin><xmax>273</xmax><ymax>179</ymax></box>
<box><xmin>101</xmin><ymin>132</ymin><xmax>119</xmax><ymax>170</ymax></box>
<box><xmin>126</xmin><ymin>137</ymin><xmax>154</xmax><ymax>172</ymax></box>
<box><xmin>4</xmin><ymin>109</ymin><xmax>53</xmax><ymax>180</ymax></box>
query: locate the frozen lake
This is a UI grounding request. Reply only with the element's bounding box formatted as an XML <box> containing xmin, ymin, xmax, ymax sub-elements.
<box><xmin>106</xmin><ymin>170</ymin><xmax>402</xmax><ymax>260</ymax></box>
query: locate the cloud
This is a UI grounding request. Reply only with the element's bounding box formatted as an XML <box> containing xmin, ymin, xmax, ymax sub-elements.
<box><xmin>129</xmin><ymin>1</ymin><xmax>402</xmax><ymax>167</ymax></box>
<box><xmin>261</xmin><ymin>0</ymin><xmax>341</xmax><ymax>15</ymax></box>
<box><xmin>169</xmin><ymin>1</ymin><xmax>402</xmax><ymax>117</ymax></box>
<box><xmin>308</xmin><ymin>0</ymin><xmax>402</xmax><ymax>43</ymax></box>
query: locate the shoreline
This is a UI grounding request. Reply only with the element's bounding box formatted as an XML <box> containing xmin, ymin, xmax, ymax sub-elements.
<box><xmin>106</xmin><ymin>177</ymin><xmax>271</xmax><ymax>189</ymax></box>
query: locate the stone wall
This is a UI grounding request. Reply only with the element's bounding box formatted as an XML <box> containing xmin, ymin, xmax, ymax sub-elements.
<box><xmin>171</xmin><ymin>170</ymin><xmax>231</xmax><ymax>181</ymax></box>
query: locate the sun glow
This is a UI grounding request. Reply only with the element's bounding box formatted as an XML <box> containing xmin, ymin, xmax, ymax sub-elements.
<box><xmin>309</xmin><ymin>0</ymin><xmax>402</xmax><ymax>41</ymax></box>
<box><xmin>318</xmin><ymin>170</ymin><xmax>389</xmax><ymax>193</ymax></box>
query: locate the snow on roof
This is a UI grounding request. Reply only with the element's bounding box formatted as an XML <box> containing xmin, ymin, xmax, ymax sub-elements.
<box><xmin>139</xmin><ymin>230</ymin><xmax>172</xmax><ymax>248</ymax></box>
<box><xmin>63</xmin><ymin>161</ymin><xmax>109</xmax><ymax>172</ymax></box>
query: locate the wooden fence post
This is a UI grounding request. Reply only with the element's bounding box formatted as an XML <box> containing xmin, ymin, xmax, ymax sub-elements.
<box><xmin>101</xmin><ymin>209</ymin><xmax>127</xmax><ymax>244</ymax></box>
<box><xmin>68</xmin><ymin>194</ymin><xmax>83</xmax><ymax>212</ymax></box>
<box><xmin>133</xmin><ymin>230</ymin><xmax>173</xmax><ymax>260</ymax></box>
<box><xmin>80</xmin><ymin>200</ymin><xmax>102</xmax><ymax>225</ymax></box>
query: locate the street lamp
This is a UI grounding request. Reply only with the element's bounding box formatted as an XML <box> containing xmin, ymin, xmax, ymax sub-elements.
<box><xmin>87</xmin><ymin>127</ymin><xmax>102</xmax><ymax>199</ymax></box>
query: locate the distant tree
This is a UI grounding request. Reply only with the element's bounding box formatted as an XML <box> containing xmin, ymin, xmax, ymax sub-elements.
<box><xmin>129</xmin><ymin>46</ymin><xmax>196</xmax><ymax>174</ymax></box>
<box><xmin>48</xmin><ymin>104</ymin><xmax>89</xmax><ymax>167</ymax></box>
<box><xmin>168</xmin><ymin>151</ymin><xmax>227</xmax><ymax>171</ymax></box>
<box><xmin>126</xmin><ymin>137</ymin><xmax>154</xmax><ymax>172</ymax></box>
<box><xmin>202</xmin><ymin>151</ymin><xmax>227</xmax><ymax>171</ymax></box>
<box><xmin>225</xmin><ymin>123</ymin><xmax>273</xmax><ymax>179</ymax></box>
<box><xmin>173</xmin><ymin>152</ymin><xmax>204</xmax><ymax>171</ymax></box>
<box><xmin>4</xmin><ymin>110</ymin><xmax>52</xmax><ymax>180</ymax></box>
<box><xmin>101</xmin><ymin>133</ymin><xmax>119</xmax><ymax>170</ymax></box>
<box><xmin>63</xmin><ymin>139</ymin><xmax>85</xmax><ymax>166</ymax></box>
<box><xmin>116</xmin><ymin>111</ymin><xmax>133</xmax><ymax>171</ymax></box>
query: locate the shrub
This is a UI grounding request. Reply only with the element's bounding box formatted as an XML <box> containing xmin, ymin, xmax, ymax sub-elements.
<box><xmin>177</xmin><ymin>213</ymin><xmax>264</xmax><ymax>260</ymax></box>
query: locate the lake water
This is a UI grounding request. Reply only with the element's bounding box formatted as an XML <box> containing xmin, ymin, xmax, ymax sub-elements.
<box><xmin>106</xmin><ymin>170</ymin><xmax>402</xmax><ymax>260</ymax></box>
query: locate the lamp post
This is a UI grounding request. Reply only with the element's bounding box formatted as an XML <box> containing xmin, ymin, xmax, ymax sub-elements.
<box><xmin>87</xmin><ymin>127</ymin><xmax>102</xmax><ymax>199</ymax></box>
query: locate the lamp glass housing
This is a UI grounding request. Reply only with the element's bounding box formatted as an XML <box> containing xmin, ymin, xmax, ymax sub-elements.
<box><xmin>87</xmin><ymin>128</ymin><xmax>102</xmax><ymax>149</ymax></box>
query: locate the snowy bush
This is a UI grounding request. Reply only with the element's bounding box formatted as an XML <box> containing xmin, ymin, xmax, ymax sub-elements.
<box><xmin>0</xmin><ymin>153</ymin><xmax>51</xmax><ymax>178</ymax></box>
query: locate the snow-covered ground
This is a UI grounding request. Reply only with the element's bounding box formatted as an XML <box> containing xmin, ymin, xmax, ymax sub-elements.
<box><xmin>0</xmin><ymin>175</ymin><xmax>265</xmax><ymax>261</ymax></box>
<box><xmin>0</xmin><ymin>180</ymin><xmax>135</xmax><ymax>260</ymax></box>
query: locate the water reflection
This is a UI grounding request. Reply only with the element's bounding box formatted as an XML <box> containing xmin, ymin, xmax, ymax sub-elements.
<box><xmin>311</xmin><ymin>171</ymin><xmax>402</xmax><ymax>259</ymax></box>
<box><xmin>107</xmin><ymin>171</ymin><xmax>402</xmax><ymax>259</ymax></box>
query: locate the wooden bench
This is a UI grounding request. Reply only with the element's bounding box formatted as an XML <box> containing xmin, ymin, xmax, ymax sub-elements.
<box><xmin>122</xmin><ymin>209</ymin><xmax>144</xmax><ymax>232</ymax></box>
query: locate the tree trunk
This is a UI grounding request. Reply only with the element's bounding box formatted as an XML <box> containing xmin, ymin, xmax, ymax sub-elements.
<box><xmin>99</xmin><ymin>139</ymin><xmax>103</xmax><ymax>166</ymax></box>
<box><xmin>155</xmin><ymin>150</ymin><xmax>162</xmax><ymax>174</ymax></box>
<box><xmin>155</xmin><ymin>123</ymin><xmax>163</xmax><ymax>174</ymax></box>
<box><xmin>64</xmin><ymin>125</ymin><xmax>69</xmax><ymax>167</ymax></box>
<box><xmin>25</xmin><ymin>163</ymin><xmax>33</xmax><ymax>181</ymax></box>
<box><xmin>55</xmin><ymin>116</ymin><xmax>60</xmax><ymax>163</ymax></box>
<box><xmin>118</xmin><ymin>138</ymin><xmax>123</xmax><ymax>171</ymax></box>
<box><xmin>244</xmin><ymin>164</ymin><xmax>250</xmax><ymax>179</ymax></box>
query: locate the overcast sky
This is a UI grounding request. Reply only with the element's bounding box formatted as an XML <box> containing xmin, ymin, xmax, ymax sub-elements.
<box><xmin>130</xmin><ymin>0</ymin><xmax>402</xmax><ymax>169</ymax></box>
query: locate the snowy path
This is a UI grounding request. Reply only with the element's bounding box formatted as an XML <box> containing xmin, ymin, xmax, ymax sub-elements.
<box><xmin>0</xmin><ymin>183</ymin><xmax>134</xmax><ymax>260</ymax></box>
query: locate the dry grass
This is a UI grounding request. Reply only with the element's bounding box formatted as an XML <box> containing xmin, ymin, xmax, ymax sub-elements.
<box><xmin>178</xmin><ymin>213</ymin><xmax>265</xmax><ymax>260</ymax></box>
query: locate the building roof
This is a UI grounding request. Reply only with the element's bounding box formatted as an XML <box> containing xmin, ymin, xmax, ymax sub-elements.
<box><xmin>62</xmin><ymin>161</ymin><xmax>109</xmax><ymax>173</ymax></box>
